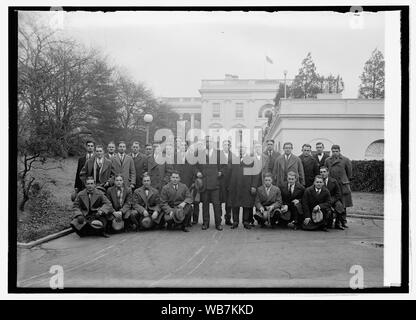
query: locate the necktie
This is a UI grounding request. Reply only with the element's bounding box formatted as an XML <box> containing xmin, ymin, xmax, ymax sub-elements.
<box><xmin>88</xmin><ymin>193</ymin><xmax>92</xmax><ymax>210</ymax></box>
<box><xmin>117</xmin><ymin>189</ymin><xmax>122</xmax><ymax>206</ymax></box>
<box><xmin>266</xmin><ymin>187</ymin><xmax>270</xmax><ymax>196</ymax></box>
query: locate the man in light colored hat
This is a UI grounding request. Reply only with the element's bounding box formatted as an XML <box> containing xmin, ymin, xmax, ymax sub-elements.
<box><xmin>254</xmin><ymin>173</ymin><xmax>283</xmax><ymax>228</ymax></box>
<box><xmin>301</xmin><ymin>175</ymin><xmax>332</xmax><ymax>231</ymax></box>
<box><xmin>71</xmin><ymin>176</ymin><xmax>113</xmax><ymax>238</ymax></box>
<box><xmin>106</xmin><ymin>174</ymin><xmax>139</xmax><ymax>232</ymax></box>
<box><xmin>160</xmin><ymin>170</ymin><xmax>193</xmax><ymax>232</ymax></box>
<box><xmin>132</xmin><ymin>174</ymin><xmax>162</xmax><ymax>230</ymax></box>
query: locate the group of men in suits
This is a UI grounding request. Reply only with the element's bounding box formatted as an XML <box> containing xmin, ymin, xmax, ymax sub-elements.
<box><xmin>71</xmin><ymin>137</ymin><xmax>353</xmax><ymax>237</ymax></box>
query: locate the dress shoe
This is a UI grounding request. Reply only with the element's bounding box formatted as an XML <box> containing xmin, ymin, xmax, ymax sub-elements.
<box><xmin>225</xmin><ymin>220</ymin><xmax>232</xmax><ymax>226</ymax></box>
<box><xmin>192</xmin><ymin>221</ymin><xmax>198</xmax><ymax>225</ymax></box>
<box><xmin>182</xmin><ymin>227</ymin><xmax>190</xmax><ymax>232</ymax></box>
<box><xmin>243</xmin><ymin>224</ymin><xmax>251</xmax><ymax>230</ymax></box>
<box><xmin>231</xmin><ymin>224</ymin><xmax>238</xmax><ymax>229</ymax></box>
<box><xmin>335</xmin><ymin>224</ymin><xmax>345</xmax><ymax>230</ymax></box>
<box><xmin>201</xmin><ymin>225</ymin><xmax>208</xmax><ymax>230</ymax></box>
<box><xmin>100</xmin><ymin>232</ymin><xmax>110</xmax><ymax>238</ymax></box>
<box><xmin>216</xmin><ymin>225</ymin><xmax>223</xmax><ymax>231</ymax></box>
<box><xmin>341</xmin><ymin>223</ymin><xmax>349</xmax><ymax>228</ymax></box>
<box><xmin>321</xmin><ymin>227</ymin><xmax>329</xmax><ymax>232</ymax></box>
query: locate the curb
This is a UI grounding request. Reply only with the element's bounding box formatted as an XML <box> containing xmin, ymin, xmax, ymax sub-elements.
<box><xmin>349</xmin><ymin>214</ymin><xmax>383</xmax><ymax>220</ymax></box>
<box><xmin>17</xmin><ymin>228</ymin><xmax>74</xmax><ymax>249</ymax></box>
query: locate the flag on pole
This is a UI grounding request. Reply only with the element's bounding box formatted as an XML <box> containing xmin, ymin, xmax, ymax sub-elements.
<box><xmin>266</xmin><ymin>55</ymin><xmax>273</xmax><ymax>64</ymax></box>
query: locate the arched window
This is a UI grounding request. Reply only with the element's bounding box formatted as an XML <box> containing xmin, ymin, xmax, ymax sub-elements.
<box><xmin>364</xmin><ymin>139</ymin><xmax>384</xmax><ymax>160</ymax></box>
<box><xmin>258</xmin><ymin>104</ymin><xmax>274</xmax><ymax>118</ymax></box>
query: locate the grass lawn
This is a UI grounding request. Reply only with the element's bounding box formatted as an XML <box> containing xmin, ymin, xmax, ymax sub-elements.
<box><xmin>16</xmin><ymin>157</ymin><xmax>384</xmax><ymax>242</ymax></box>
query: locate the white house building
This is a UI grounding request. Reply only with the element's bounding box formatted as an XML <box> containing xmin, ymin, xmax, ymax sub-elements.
<box><xmin>264</xmin><ymin>94</ymin><xmax>384</xmax><ymax>160</ymax></box>
<box><xmin>162</xmin><ymin>75</ymin><xmax>384</xmax><ymax>160</ymax></box>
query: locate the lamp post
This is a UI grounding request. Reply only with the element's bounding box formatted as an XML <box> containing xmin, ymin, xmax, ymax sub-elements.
<box><xmin>283</xmin><ymin>70</ymin><xmax>288</xmax><ymax>99</ymax></box>
<box><xmin>143</xmin><ymin>114</ymin><xmax>153</xmax><ymax>144</ymax></box>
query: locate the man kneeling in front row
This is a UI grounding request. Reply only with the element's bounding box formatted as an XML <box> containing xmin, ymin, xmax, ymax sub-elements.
<box><xmin>106</xmin><ymin>174</ymin><xmax>139</xmax><ymax>232</ymax></box>
<box><xmin>254</xmin><ymin>173</ymin><xmax>283</xmax><ymax>228</ymax></box>
<box><xmin>160</xmin><ymin>171</ymin><xmax>193</xmax><ymax>232</ymax></box>
<box><xmin>302</xmin><ymin>175</ymin><xmax>332</xmax><ymax>231</ymax></box>
<box><xmin>133</xmin><ymin>174</ymin><xmax>163</xmax><ymax>230</ymax></box>
<box><xmin>71</xmin><ymin>176</ymin><xmax>113</xmax><ymax>238</ymax></box>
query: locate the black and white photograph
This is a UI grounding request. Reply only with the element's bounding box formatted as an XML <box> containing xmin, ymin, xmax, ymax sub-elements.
<box><xmin>7</xmin><ymin>3</ymin><xmax>410</xmax><ymax>297</ymax></box>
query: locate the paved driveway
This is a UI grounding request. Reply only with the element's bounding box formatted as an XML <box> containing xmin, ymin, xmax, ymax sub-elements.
<box><xmin>17</xmin><ymin>217</ymin><xmax>383</xmax><ymax>288</ymax></box>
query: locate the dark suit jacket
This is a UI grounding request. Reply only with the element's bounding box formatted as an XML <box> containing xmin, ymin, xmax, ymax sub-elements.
<box><xmin>313</xmin><ymin>153</ymin><xmax>329</xmax><ymax>168</ymax></box>
<box><xmin>301</xmin><ymin>186</ymin><xmax>331</xmax><ymax>219</ymax></box>
<box><xmin>106</xmin><ymin>186</ymin><xmax>133</xmax><ymax>214</ymax></box>
<box><xmin>273</xmin><ymin>154</ymin><xmax>305</xmax><ymax>186</ymax></box>
<box><xmin>174</xmin><ymin>151</ymin><xmax>196</xmax><ymax>188</ymax></box>
<box><xmin>324</xmin><ymin>154</ymin><xmax>353</xmax><ymax>207</ymax></box>
<box><xmin>130</xmin><ymin>153</ymin><xmax>148</xmax><ymax>188</ymax></box>
<box><xmin>279</xmin><ymin>182</ymin><xmax>305</xmax><ymax>205</ymax></box>
<box><xmin>79</xmin><ymin>156</ymin><xmax>112</xmax><ymax>187</ymax></box>
<box><xmin>299</xmin><ymin>154</ymin><xmax>319</xmax><ymax>187</ymax></box>
<box><xmin>147</xmin><ymin>155</ymin><xmax>169</xmax><ymax>191</ymax></box>
<box><xmin>196</xmin><ymin>149</ymin><xmax>224</xmax><ymax>190</ymax></box>
<box><xmin>255</xmin><ymin>185</ymin><xmax>282</xmax><ymax>210</ymax></box>
<box><xmin>72</xmin><ymin>188</ymin><xmax>113</xmax><ymax>219</ymax></box>
<box><xmin>323</xmin><ymin>177</ymin><xmax>342</xmax><ymax>206</ymax></box>
<box><xmin>160</xmin><ymin>182</ymin><xmax>193</xmax><ymax>213</ymax></box>
<box><xmin>263</xmin><ymin>150</ymin><xmax>280</xmax><ymax>175</ymax></box>
<box><xmin>74</xmin><ymin>155</ymin><xmax>90</xmax><ymax>190</ymax></box>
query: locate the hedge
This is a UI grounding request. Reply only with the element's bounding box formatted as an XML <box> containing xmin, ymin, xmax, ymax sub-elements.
<box><xmin>351</xmin><ymin>160</ymin><xmax>384</xmax><ymax>193</ymax></box>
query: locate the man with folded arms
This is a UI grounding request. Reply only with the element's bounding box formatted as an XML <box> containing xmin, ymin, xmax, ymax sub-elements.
<box><xmin>254</xmin><ymin>173</ymin><xmax>283</xmax><ymax>228</ymax></box>
<box><xmin>160</xmin><ymin>171</ymin><xmax>193</xmax><ymax>232</ymax></box>
<box><xmin>301</xmin><ymin>175</ymin><xmax>332</xmax><ymax>231</ymax></box>
<box><xmin>133</xmin><ymin>174</ymin><xmax>163</xmax><ymax>230</ymax></box>
<box><xmin>71</xmin><ymin>176</ymin><xmax>113</xmax><ymax>238</ymax></box>
<box><xmin>106</xmin><ymin>174</ymin><xmax>139</xmax><ymax>232</ymax></box>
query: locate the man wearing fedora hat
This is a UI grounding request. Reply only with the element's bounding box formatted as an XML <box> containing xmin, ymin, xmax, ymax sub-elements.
<box><xmin>301</xmin><ymin>175</ymin><xmax>332</xmax><ymax>231</ymax></box>
<box><xmin>106</xmin><ymin>174</ymin><xmax>139</xmax><ymax>232</ymax></box>
<box><xmin>71</xmin><ymin>176</ymin><xmax>113</xmax><ymax>238</ymax></box>
<box><xmin>132</xmin><ymin>174</ymin><xmax>163</xmax><ymax>230</ymax></box>
<box><xmin>254</xmin><ymin>173</ymin><xmax>283</xmax><ymax>228</ymax></box>
<box><xmin>160</xmin><ymin>171</ymin><xmax>193</xmax><ymax>232</ymax></box>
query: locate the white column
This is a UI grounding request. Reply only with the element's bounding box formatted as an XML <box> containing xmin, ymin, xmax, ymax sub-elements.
<box><xmin>190</xmin><ymin>113</ymin><xmax>195</xmax><ymax>130</ymax></box>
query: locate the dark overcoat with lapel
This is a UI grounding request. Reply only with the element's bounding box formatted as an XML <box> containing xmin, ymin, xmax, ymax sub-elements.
<box><xmin>106</xmin><ymin>186</ymin><xmax>133</xmax><ymax>215</ymax></box>
<box><xmin>218</xmin><ymin>150</ymin><xmax>238</xmax><ymax>203</ymax></box>
<box><xmin>74</xmin><ymin>155</ymin><xmax>88</xmax><ymax>190</ymax></box>
<box><xmin>323</xmin><ymin>177</ymin><xmax>342</xmax><ymax>206</ymax></box>
<box><xmin>299</xmin><ymin>154</ymin><xmax>320</xmax><ymax>188</ymax></box>
<box><xmin>80</xmin><ymin>156</ymin><xmax>112</xmax><ymax>188</ymax></box>
<box><xmin>160</xmin><ymin>182</ymin><xmax>193</xmax><ymax>213</ymax></box>
<box><xmin>173</xmin><ymin>151</ymin><xmax>195</xmax><ymax>188</ymax></box>
<box><xmin>227</xmin><ymin>155</ymin><xmax>260</xmax><ymax>208</ymax></box>
<box><xmin>273</xmin><ymin>153</ymin><xmax>305</xmax><ymax>187</ymax></box>
<box><xmin>254</xmin><ymin>185</ymin><xmax>282</xmax><ymax>210</ymax></box>
<box><xmin>111</xmin><ymin>154</ymin><xmax>136</xmax><ymax>187</ymax></box>
<box><xmin>130</xmin><ymin>153</ymin><xmax>148</xmax><ymax>188</ymax></box>
<box><xmin>196</xmin><ymin>149</ymin><xmax>224</xmax><ymax>191</ymax></box>
<box><xmin>146</xmin><ymin>155</ymin><xmax>169</xmax><ymax>191</ymax></box>
<box><xmin>324</xmin><ymin>155</ymin><xmax>353</xmax><ymax>207</ymax></box>
<box><xmin>262</xmin><ymin>150</ymin><xmax>280</xmax><ymax>176</ymax></box>
<box><xmin>132</xmin><ymin>186</ymin><xmax>162</xmax><ymax>223</ymax></box>
<box><xmin>301</xmin><ymin>186</ymin><xmax>331</xmax><ymax>219</ymax></box>
<box><xmin>313</xmin><ymin>153</ymin><xmax>329</xmax><ymax>168</ymax></box>
<box><xmin>279</xmin><ymin>182</ymin><xmax>305</xmax><ymax>205</ymax></box>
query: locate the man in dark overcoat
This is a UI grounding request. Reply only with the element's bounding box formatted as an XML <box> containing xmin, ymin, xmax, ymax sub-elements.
<box><xmin>301</xmin><ymin>175</ymin><xmax>332</xmax><ymax>231</ymax></box>
<box><xmin>299</xmin><ymin>144</ymin><xmax>320</xmax><ymax>188</ymax></box>
<box><xmin>324</xmin><ymin>144</ymin><xmax>353</xmax><ymax>228</ymax></box>
<box><xmin>130</xmin><ymin>141</ymin><xmax>148</xmax><ymax>189</ymax></box>
<box><xmin>74</xmin><ymin>140</ymin><xmax>95</xmax><ymax>192</ymax></box>
<box><xmin>80</xmin><ymin>144</ymin><xmax>112</xmax><ymax>190</ymax></box>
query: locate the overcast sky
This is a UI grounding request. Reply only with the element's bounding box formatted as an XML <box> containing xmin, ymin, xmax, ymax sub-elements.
<box><xmin>40</xmin><ymin>10</ymin><xmax>384</xmax><ymax>98</ymax></box>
